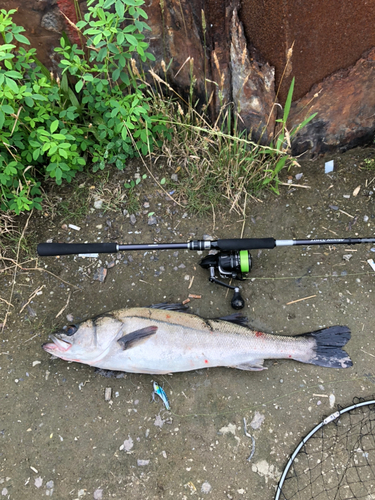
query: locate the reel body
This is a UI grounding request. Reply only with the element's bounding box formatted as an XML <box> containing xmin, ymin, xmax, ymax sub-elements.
<box><xmin>199</xmin><ymin>250</ymin><xmax>252</xmax><ymax>309</ymax></box>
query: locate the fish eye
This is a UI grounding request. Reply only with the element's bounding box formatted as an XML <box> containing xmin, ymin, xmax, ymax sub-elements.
<box><xmin>65</xmin><ymin>324</ymin><xmax>78</xmax><ymax>336</ymax></box>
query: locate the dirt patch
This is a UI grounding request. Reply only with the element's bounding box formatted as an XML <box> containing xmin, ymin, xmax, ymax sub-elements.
<box><xmin>1</xmin><ymin>147</ymin><xmax>375</xmax><ymax>499</ymax></box>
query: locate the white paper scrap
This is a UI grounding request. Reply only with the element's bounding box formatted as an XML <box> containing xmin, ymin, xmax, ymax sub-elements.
<box><xmin>325</xmin><ymin>160</ymin><xmax>334</xmax><ymax>173</ymax></box>
<box><xmin>367</xmin><ymin>259</ymin><xmax>375</xmax><ymax>272</ymax></box>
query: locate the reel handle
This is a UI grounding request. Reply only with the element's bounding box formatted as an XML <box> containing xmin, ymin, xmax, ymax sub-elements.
<box><xmin>231</xmin><ymin>287</ymin><xmax>245</xmax><ymax>310</ymax></box>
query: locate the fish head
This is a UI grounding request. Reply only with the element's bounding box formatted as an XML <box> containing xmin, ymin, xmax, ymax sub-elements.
<box><xmin>42</xmin><ymin>314</ymin><xmax>125</xmax><ymax>364</ymax></box>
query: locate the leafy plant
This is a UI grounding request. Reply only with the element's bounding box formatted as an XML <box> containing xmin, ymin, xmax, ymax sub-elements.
<box><xmin>0</xmin><ymin>3</ymin><xmax>170</xmax><ymax>214</ymax></box>
<box><xmin>55</xmin><ymin>0</ymin><xmax>171</xmax><ymax>170</ymax></box>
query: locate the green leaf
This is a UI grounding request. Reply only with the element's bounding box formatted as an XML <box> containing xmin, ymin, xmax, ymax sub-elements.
<box><xmin>108</xmin><ymin>43</ymin><xmax>119</xmax><ymax>55</ymax></box>
<box><xmin>50</xmin><ymin>119</ymin><xmax>59</xmax><ymax>133</ymax></box>
<box><xmin>34</xmin><ymin>57</ymin><xmax>51</xmax><ymax>79</ymax></box>
<box><xmin>5</xmin><ymin>76</ymin><xmax>18</xmax><ymax>93</ymax></box>
<box><xmin>31</xmin><ymin>94</ymin><xmax>48</xmax><ymax>101</ymax></box>
<box><xmin>97</xmin><ymin>47</ymin><xmax>107</xmax><ymax>61</ymax></box>
<box><xmin>274</xmin><ymin>156</ymin><xmax>287</xmax><ymax>175</ymax></box>
<box><xmin>290</xmin><ymin>112</ymin><xmax>318</xmax><ymax>138</ymax></box>
<box><xmin>93</xmin><ymin>33</ymin><xmax>103</xmax><ymax>46</ymax></box>
<box><xmin>283</xmin><ymin>77</ymin><xmax>295</xmax><ymax>124</ymax></box>
<box><xmin>137</xmin><ymin>8</ymin><xmax>148</xmax><ymax>19</ymax></box>
<box><xmin>0</xmin><ymin>111</ymin><xmax>5</xmax><ymax>129</ymax></box>
<box><xmin>75</xmin><ymin>80</ymin><xmax>84</xmax><ymax>93</ymax></box>
<box><xmin>145</xmin><ymin>52</ymin><xmax>156</xmax><ymax>61</ymax></box>
<box><xmin>32</xmin><ymin>148</ymin><xmax>41</xmax><ymax>161</ymax></box>
<box><xmin>112</xmin><ymin>67</ymin><xmax>120</xmax><ymax>81</ymax></box>
<box><xmin>124</xmin><ymin>34</ymin><xmax>138</xmax><ymax>46</ymax></box>
<box><xmin>59</xmin><ymin>148</ymin><xmax>68</xmax><ymax>159</ymax></box>
<box><xmin>68</xmin><ymin>88</ymin><xmax>80</xmax><ymax>109</ymax></box>
<box><xmin>117</xmin><ymin>32</ymin><xmax>124</xmax><ymax>45</ymax></box>
<box><xmin>14</xmin><ymin>33</ymin><xmax>30</xmax><ymax>45</ymax></box>
<box><xmin>0</xmin><ymin>43</ymin><xmax>16</xmax><ymax>52</ymax></box>
<box><xmin>120</xmin><ymin>72</ymin><xmax>130</xmax><ymax>85</ymax></box>
<box><xmin>24</xmin><ymin>96</ymin><xmax>34</xmax><ymax>107</ymax></box>
<box><xmin>103</xmin><ymin>0</ymin><xmax>116</xmax><ymax>8</ymax></box>
<box><xmin>115</xmin><ymin>0</ymin><xmax>125</xmax><ymax>18</ymax></box>
<box><xmin>4</xmin><ymin>70</ymin><xmax>22</xmax><ymax>79</ymax></box>
<box><xmin>1</xmin><ymin>104</ymin><xmax>14</xmax><ymax>114</ymax></box>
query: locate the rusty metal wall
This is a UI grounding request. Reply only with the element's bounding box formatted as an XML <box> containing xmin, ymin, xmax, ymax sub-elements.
<box><xmin>240</xmin><ymin>0</ymin><xmax>375</xmax><ymax>102</ymax></box>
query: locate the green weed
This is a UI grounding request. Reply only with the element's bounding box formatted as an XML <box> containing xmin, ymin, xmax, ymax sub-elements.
<box><xmin>0</xmin><ymin>3</ymin><xmax>170</xmax><ymax>214</ymax></box>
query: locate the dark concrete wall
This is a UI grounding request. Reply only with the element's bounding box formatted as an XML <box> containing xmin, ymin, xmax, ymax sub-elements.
<box><xmin>240</xmin><ymin>0</ymin><xmax>375</xmax><ymax>101</ymax></box>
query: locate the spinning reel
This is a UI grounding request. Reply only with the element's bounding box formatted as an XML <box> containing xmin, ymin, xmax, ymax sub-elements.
<box><xmin>199</xmin><ymin>250</ymin><xmax>252</xmax><ymax>309</ymax></box>
<box><xmin>38</xmin><ymin>236</ymin><xmax>375</xmax><ymax>309</ymax></box>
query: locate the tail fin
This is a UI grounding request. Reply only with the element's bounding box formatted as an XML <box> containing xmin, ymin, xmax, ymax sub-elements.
<box><xmin>298</xmin><ymin>326</ymin><xmax>352</xmax><ymax>369</ymax></box>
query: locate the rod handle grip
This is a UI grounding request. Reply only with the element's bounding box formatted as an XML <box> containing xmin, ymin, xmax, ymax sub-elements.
<box><xmin>216</xmin><ymin>238</ymin><xmax>276</xmax><ymax>251</ymax></box>
<box><xmin>37</xmin><ymin>243</ymin><xmax>118</xmax><ymax>256</ymax></box>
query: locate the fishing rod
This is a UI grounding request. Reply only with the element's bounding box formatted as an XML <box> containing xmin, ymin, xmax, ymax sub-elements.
<box><xmin>37</xmin><ymin>237</ymin><xmax>375</xmax><ymax>310</ymax></box>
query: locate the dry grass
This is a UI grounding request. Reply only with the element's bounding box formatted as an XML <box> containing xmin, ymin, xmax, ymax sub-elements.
<box><xmin>145</xmin><ymin>69</ymin><xmax>290</xmax><ymax>215</ymax></box>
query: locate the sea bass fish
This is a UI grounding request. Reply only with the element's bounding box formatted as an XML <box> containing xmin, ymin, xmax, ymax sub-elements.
<box><xmin>43</xmin><ymin>304</ymin><xmax>352</xmax><ymax>374</ymax></box>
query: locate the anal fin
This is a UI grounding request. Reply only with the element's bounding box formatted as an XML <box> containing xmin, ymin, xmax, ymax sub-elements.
<box><xmin>118</xmin><ymin>326</ymin><xmax>157</xmax><ymax>350</ymax></box>
<box><xmin>234</xmin><ymin>360</ymin><xmax>267</xmax><ymax>371</ymax></box>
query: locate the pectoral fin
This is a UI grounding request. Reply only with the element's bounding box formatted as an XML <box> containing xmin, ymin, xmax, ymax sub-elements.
<box><xmin>234</xmin><ymin>360</ymin><xmax>267</xmax><ymax>371</ymax></box>
<box><xmin>118</xmin><ymin>326</ymin><xmax>158</xmax><ymax>350</ymax></box>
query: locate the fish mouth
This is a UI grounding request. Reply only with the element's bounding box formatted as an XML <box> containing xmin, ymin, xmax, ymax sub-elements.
<box><xmin>42</xmin><ymin>335</ymin><xmax>72</xmax><ymax>353</ymax></box>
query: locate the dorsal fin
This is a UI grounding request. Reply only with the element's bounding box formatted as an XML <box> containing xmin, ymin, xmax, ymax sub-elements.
<box><xmin>217</xmin><ymin>313</ymin><xmax>248</xmax><ymax>327</ymax></box>
<box><xmin>148</xmin><ymin>303</ymin><xmax>190</xmax><ymax>312</ymax></box>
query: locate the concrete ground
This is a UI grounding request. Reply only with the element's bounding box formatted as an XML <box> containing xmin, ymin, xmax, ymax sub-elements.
<box><xmin>1</xmin><ymin>147</ymin><xmax>375</xmax><ymax>499</ymax></box>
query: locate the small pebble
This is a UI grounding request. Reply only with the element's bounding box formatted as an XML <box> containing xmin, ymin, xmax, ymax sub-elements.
<box><xmin>94</xmin><ymin>489</ymin><xmax>103</xmax><ymax>500</ymax></box>
<box><xmin>137</xmin><ymin>459</ymin><xmax>150</xmax><ymax>466</ymax></box>
<box><xmin>201</xmin><ymin>482</ymin><xmax>212</xmax><ymax>494</ymax></box>
<box><xmin>93</xmin><ymin>267</ymin><xmax>107</xmax><ymax>283</ymax></box>
<box><xmin>148</xmin><ymin>215</ymin><xmax>157</xmax><ymax>225</ymax></box>
<box><xmin>129</xmin><ymin>214</ymin><xmax>137</xmax><ymax>225</ymax></box>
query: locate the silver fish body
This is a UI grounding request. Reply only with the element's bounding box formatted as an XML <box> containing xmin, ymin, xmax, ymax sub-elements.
<box><xmin>43</xmin><ymin>305</ymin><xmax>352</xmax><ymax>374</ymax></box>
